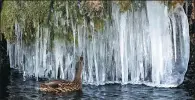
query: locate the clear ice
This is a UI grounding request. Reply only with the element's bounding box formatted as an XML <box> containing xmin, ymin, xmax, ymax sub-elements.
<box><xmin>7</xmin><ymin>1</ymin><xmax>189</xmax><ymax>87</ymax></box>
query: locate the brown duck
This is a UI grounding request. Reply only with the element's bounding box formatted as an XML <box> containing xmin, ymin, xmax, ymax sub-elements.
<box><xmin>39</xmin><ymin>57</ymin><xmax>83</xmax><ymax>93</ymax></box>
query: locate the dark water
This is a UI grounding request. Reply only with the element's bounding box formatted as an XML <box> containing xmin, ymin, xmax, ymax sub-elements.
<box><xmin>0</xmin><ymin>69</ymin><xmax>194</xmax><ymax>100</ymax></box>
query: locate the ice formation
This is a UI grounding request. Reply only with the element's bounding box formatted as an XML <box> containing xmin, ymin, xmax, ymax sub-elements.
<box><xmin>7</xmin><ymin>1</ymin><xmax>189</xmax><ymax>87</ymax></box>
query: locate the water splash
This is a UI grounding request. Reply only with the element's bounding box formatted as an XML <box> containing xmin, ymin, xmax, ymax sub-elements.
<box><xmin>7</xmin><ymin>1</ymin><xmax>189</xmax><ymax>87</ymax></box>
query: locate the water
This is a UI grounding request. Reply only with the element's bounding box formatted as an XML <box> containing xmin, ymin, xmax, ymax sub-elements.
<box><xmin>7</xmin><ymin>1</ymin><xmax>190</xmax><ymax>87</ymax></box>
<box><xmin>0</xmin><ymin>69</ymin><xmax>194</xmax><ymax>100</ymax></box>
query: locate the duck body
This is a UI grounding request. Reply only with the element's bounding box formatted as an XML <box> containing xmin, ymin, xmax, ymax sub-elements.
<box><xmin>40</xmin><ymin>80</ymin><xmax>82</xmax><ymax>93</ymax></box>
<box><xmin>39</xmin><ymin>57</ymin><xmax>83</xmax><ymax>93</ymax></box>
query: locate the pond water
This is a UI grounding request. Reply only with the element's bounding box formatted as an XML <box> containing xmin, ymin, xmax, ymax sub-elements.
<box><xmin>0</xmin><ymin>69</ymin><xmax>194</xmax><ymax>100</ymax></box>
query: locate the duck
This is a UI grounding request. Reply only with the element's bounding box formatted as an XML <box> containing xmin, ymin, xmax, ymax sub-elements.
<box><xmin>39</xmin><ymin>57</ymin><xmax>83</xmax><ymax>93</ymax></box>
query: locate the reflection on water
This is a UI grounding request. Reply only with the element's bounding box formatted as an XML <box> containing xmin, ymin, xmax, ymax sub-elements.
<box><xmin>0</xmin><ymin>69</ymin><xmax>194</xmax><ymax>100</ymax></box>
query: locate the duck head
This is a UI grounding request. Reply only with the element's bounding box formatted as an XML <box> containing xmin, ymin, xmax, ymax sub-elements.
<box><xmin>74</xmin><ymin>56</ymin><xmax>83</xmax><ymax>82</ymax></box>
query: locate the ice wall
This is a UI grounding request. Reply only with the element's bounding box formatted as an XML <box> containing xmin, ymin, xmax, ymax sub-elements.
<box><xmin>7</xmin><ymin>1</ymin><xmax>189</xmax><ymax>87</ymax></box>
